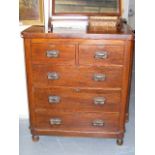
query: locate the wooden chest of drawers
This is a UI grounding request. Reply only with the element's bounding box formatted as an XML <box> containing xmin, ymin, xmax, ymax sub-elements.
<box><xmin>21</xmin><ymin>25</ymin><xmax>134</xmax><ymax>145</ymax></box>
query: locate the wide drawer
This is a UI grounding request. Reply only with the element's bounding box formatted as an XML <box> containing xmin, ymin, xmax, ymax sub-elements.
<box><xmin>34</xmin><ymin>87</ymin><xmax>121</xmax><ymax>112</ymax></box>
<box><xmin>35</xmin><ymin>111</ymin><xmax>119</xmax><ymax>132</ymax></box>
<box><xmin>31</xmin><ymin>43</ymin><xmax>76</xmax><ymax>65</ymax></box>
<box><xmin>79</xmin><ymin>45</ymin><xmax>124</xmax><ymax>66</ymax></box>
<box><xmin>32</xmin><ymin>65</ymin><xmax>123</xmax><ymax>88</ymax></box>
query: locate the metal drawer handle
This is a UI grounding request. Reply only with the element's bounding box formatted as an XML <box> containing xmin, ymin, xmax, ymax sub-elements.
<box><xmin>93</xmin><ymin>73</ymin><xmax>106</xmax><ymax>81</ymax></box>
<box><xmin>47</xmin><ymin>72</ymin><xmax>59</xmax><ymax>80</ymax></box>
<box><xmin>50</xmin><ymin>118</ymin><xmax>62</xmax><ymax>125</ymax></box>
<box><xmin>94</xmin><ymin>51</ymin><xmax>108</xmax><ymax>59</ymax></box>
<box><xmin>46</xmin><ymin>50</ymin><xmax>59</xmax><ymax>58</ymax></box>
<box><xmin>94</xmin><ymin>97</ymin><xmax>106</xmax><ymax>105</ymax></box>
<box><xmin>92</xmin><ymin>120</ymin><xmax>105</xmax><ymax>127</ymax></box>
<box><xmin>48</xmin><ymin>96</ymin><xmax>61</xmax><ymax>104</ymax></box>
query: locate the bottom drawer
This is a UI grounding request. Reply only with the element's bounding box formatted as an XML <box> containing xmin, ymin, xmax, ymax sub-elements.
<box><xmin>35</xmin><ymin>111</ymin><xmax>119</xmax><ymax>133</ymax></box>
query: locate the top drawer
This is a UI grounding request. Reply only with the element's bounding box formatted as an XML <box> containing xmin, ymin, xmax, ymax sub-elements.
<box><xmin>31</xmin><ymin>43</ymin><xmax>76</xmax><ymax>65</ymax></box>
<box><xmin>79</xmin><ymin>45</ymin><xmax>124</xmax><ymax>66</ymax></box>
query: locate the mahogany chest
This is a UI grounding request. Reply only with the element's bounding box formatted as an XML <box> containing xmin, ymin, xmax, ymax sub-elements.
<box><xmin>21</xmin><ymin>24</ymin><xmax>134</xmax><ymax>145</ymax></box>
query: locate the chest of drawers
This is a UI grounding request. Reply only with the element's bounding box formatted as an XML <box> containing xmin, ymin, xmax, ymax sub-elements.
<box><xmin>21</xmin><ymin>25</ymin><xmax>134</xmax><ymax>145</ymax></box>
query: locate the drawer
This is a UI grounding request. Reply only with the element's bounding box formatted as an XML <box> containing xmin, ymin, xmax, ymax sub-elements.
<box><xmin>35</xmin><ymin>111</ymin><xmax>119</xmax><ymax>132</ymax></box>
<box><xmin>31</xmin><ymin>43</ymin><xmax>76</xmax><ymax>65</ymax></box>
<box><xmin>79</xmin><ymin>45</ymin><xmax>124</xmax><ymax>66</ymax></box>
<box><xmin>34</xmin><ymin>87</ymin><xmax>121</xmax><ymax>112</ymax></box>
<box><xmin>32</xmin><ymin>65</ymin><xmax>123</xmax><ymax>88</ymax></box>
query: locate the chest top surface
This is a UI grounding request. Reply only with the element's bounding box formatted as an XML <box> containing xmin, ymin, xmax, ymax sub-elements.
<box><xmin>21</xmin><ymin>24</ymin><xmax>134</xmax><ymax>40</ymax></box>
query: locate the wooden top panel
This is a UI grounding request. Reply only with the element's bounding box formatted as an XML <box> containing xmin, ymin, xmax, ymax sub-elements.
<box><xmin>21</xmin><ymin>24</ymin><xmax>134</xmax><ymax>40</ymax></box>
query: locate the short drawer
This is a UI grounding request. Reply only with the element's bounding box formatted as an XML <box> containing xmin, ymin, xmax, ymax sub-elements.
<box><xmin>35</xmin><ymin>111</ymin><xmax>119</xmax><ymax>132</ymax></box>
<box><xmin>79</xmin><ymin>45</ymin><xmax>124</xmax><ymax>66</ymax></box>
<box><xmin>32</xmin><ymin>65</ymin><xmax>123</xmax><ymax>88</ymax></box>
<box><xmin>34</xmin><ymin>87</ymin><xmax>121</xmax><ymax>112</ymax></box>
<box><xmin>31</xmin><ymin>43</ymin><xmax>76</xmax><ymax>65</ymax></box>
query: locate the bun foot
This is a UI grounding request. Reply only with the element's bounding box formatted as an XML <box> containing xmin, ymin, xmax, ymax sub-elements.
<box><xmin>116</xmin><ymin>138</ymin><xmax>123</xmax><ymax>145</ymax></box>
<box><xmin>32</xmin><ymin>135</ymin><xmax>39</xmax><ymax>142</ymax></box>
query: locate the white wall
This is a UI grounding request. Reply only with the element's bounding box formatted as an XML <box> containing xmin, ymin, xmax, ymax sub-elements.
<box><xmin>123</xmin><ymin>0</ymin><xmax>135</xmax><ymax>29</ymax></box>
<box><xmin>128</xmin><ymin>0</ymin><xmax>135</xmax><ymax>29</ymax></box>
<box><xmin>123</xmin><ymin>0</ymin><xmax>129</xmax><ymax>20</ymax></box>
<box><xmin>19</xmin><ymin>25</ymin><xmax>31</xmax><ymax>119</ymax></box>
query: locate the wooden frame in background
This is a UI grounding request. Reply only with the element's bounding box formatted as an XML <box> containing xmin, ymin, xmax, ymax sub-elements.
<box><xmin>52</xmin><ymin>0</ymin><xmax>122</xmax><ymax>17</ymax></box>
<box><xmin>19</xmin><ymin>0</ymin><xmax>44</xmax><ymax>25</ymax></box>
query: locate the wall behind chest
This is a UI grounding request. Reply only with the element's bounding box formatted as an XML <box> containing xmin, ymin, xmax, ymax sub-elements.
<box><xmin>19</xmin><ymin>25</ymin><xmax>30</xmax><ymax>119</ymax></box>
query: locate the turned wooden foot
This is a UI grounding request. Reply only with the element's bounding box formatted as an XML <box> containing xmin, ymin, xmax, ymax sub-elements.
<box><xmin>32</xmin><ymin>135</ymin><xmax>39</xmax><ymax>142</ymax></box>
<box><xmin>116</xmin><ymin>138</ymin><xmax>123</xmax><ymax>145</ymax></box>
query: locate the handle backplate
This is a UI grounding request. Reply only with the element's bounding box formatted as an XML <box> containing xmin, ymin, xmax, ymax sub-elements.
<box><xmin>50</xmin><ymin>118</ymin><xmax>62</xmax><ymax>125</ymax></box>
<box><xmin>48</xmin><ymin>96</ymin><xmax>61</xmax><ymax>104</ymax></box>
<box><xmin>94</xmin><ymin>51</ymin><xmax>108</xmax><ymax>59</ymax></box>
<box><xmin>94</xmin><ymin>97</ymin><xmax>106</xmax><ymax>105</ymax></box>
<box><xmin>48</xmin><ymin>72</ymin><xmax>59</xmax><ymax>80</ymax></box>
<box><xmin>92</xmin><ymin>120</ymin><xmax>105</xmax><ymax>127</ymax></box>
<box><xmin>46</xmin><ymin>50</ymin><xmax>59</xmax><ymax>58</ymax></box>
<box><xmin>93</xmin><ymin>73</ymin><xmax>106</xmax><ymax>81</ymax></box>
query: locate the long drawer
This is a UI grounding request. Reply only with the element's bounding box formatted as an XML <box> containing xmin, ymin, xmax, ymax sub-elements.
<box><xmin>31</xmin><ymin>43</ymin><xmax>76</xmax><ymax>65</ymax></box>
<box><xmin>79</xmin><ymin>44</ymin><xmax>124</xmax><ymax>66</ymax></box>
<box><xmin>35</xmin><ymin>111</ymin><xmax>120</xmax><ymax>133</ymax></box>
<box><xmin>32</xmin><ymin>65</ymin><xmax>123</xmax><ymax>88</ymax></box>
<box><xmin>34</xmin><ymin>87</ymin><xmax>121</xmax><ymax>112</ymax></box>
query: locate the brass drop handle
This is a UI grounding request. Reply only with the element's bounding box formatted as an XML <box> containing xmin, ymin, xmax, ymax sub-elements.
<box><xmin>93</xmin><ymin>73</ymin><xmax>106</xmax><ymax>81</ymax></box>
<box><xmin>48</xmin><ymin>72</ymin><xmax>59</xmax><ymax>80</ymax></box>
<box><xmin>50</xmin><ymin>118</ymin><xmax>62</xmax><ymax>125</ymax></box>
<box><xmin>92</xmin><ymin>120</ymin><xmax>105</xmax><ymax>127</ymax></box>
<box><xmin>48</xmin><ymin>96</ymin><xmax>61</xmax><ymax>104</ymax></box>
<box><xmin>94</xmin><ymin>97</ymin><xmax>106</xmax><ymax>105</ymax></box>
<box><xmin>94</xmin><ymin>51</ymin><xmax>108</xmax><ymax>59</ymax></box>
<box><xmin>46</xmin><ymin>50</ymin><xmax>59</xmax><ymax>58</ymax></box>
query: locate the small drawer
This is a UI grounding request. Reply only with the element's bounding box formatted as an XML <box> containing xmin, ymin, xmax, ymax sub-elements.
<box><xmin>32</xmin><ymin>65</ymin><xmax>123</xmax><ymax>88</ymax></box>
<box><xmin>31</xmin><ymin>43</ymin><xmax>76</xmax><ymax>65</ymax></box>
<box><xmin>34</xmin><ymin>87</ymin><xmax>121</xmax><ymax>112</ymax></box>
<box><xmin>35</xmin><ymin>111</ymin><xmax>119</xmax><ymax>132</ymax></box>
<box><xmin>79</xmin><ymin>45</ymin><xmax>124</xmax><ymax>66</ymax></box>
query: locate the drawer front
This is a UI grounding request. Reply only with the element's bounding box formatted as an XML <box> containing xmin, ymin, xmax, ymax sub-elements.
<box><xmin>32</xmin><ymin>66</ymin><xmax>123</xmax><ymax>88</ymax></box>
<box><xmin>34</xmin><ymin>87</ymin><xmax>121</xmax><ymax>112</ymax></box>
<box><xmin>35</xmin><ymin>111</ymin><xmax>119</xmax><ymax>132</ymax></box>
<box><xmin>31</xmin><ymin>43</ymin><xmax>76</xmax><ymax>65</ymax></box>
<box><xmin>79</xmin><ymin>45</ymin><xmax>124</xmax><ymax>66</ymax></box>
